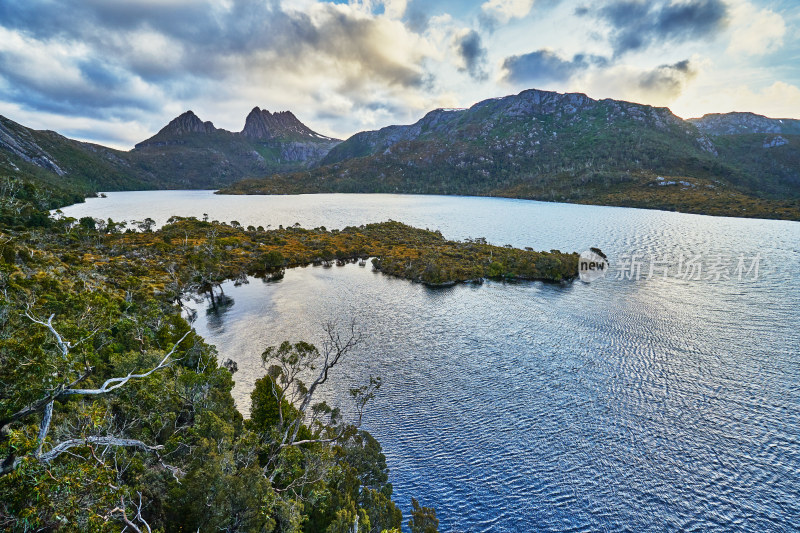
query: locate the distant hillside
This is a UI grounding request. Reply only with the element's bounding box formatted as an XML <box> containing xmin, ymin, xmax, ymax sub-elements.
<box><xmin>686</xmin><ymin>112</ymin><xmax>800</xmax><ymax>199</ymax></box>
<box><xmin>0</xmin><ymin>114</ymin><xmax>154</xmax><ymax>209</ymax></box>
<box><xmin>688</xmin><ymin>112</ymin><xmax>800</xmax><ymax>135</ymax></box>
<box><xmin>3</xmin><ymin>91</ymin><xmax>799</xmax><ymax>221</ymax></box>
<box><xmin>221</xmin><ymin>89</ymin><xmax>800</xmax><ymax>220</ymax></box>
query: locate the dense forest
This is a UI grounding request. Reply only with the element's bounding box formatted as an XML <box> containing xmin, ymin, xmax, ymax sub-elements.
<box><xmin>0</xmin><ymin>185</ymin><xmax>575</xmax><ymax>531</ymax></box>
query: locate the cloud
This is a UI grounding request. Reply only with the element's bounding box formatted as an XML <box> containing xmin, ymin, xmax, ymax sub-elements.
<box><xmin>673</xmin><ymin>80</ymin><xmax>800</xmax><ymax>119</ymax></box>
<box><xmin>0</xmin><ymin>0</ymin><xmax>795</xmax><ymax>148</ymax></box>
<box><xmin>595</xmin><ymin>0</ymin><xmax>729</xmax><ymax>56</ymax></box>
<box><xmin>636</xmin><ymin>59</ymin><xmax>698</xmax><ymax>100</ymax></box>
<box><xmin>575</xmin><ymin>58</ymin><xmax>700</xmax><ymax>106</ymax></box>
<box><xmin>0</xmin><ymin>0</ymin><xmax>450</xmax><ymax>145</ymax></box>
<box><xmin>0</xmin><ymin>0</ymin><xmax>436</xmax><ymax>91</ymax></box>
<box><xmin>480</xmin><ymin>0</ymin><xmax>535</xmax><ymax>29</ymax></box>
<box><xmin>0</xmin><ymin>27</ymin><xmax>161</xmax><ymax>119</ymax></box>
<box><xmin>454</xmin><ymin>30</ymin><xmax>488</xmax><ymax>81</ymax></box>
<box><xmin>501</xmin><ymin>49</ymin><xmax>606</xmax><ymax>85</ymax></box>
<box><xmin>726</xmin><ymin>1</ymin><xmax>786</xmax><ymax>56</ymax></box>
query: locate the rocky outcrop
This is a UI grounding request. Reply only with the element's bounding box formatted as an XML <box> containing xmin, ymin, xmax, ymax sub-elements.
<box><xmin>763</xmin><ymin>135</ymin><xmax>789</xmax><ymax>148</ymax></box>
<box><xmin>0</xmin><ymin>116</ymin><xmax>67</xmax><ymax>175</ymax></box>
<box><xmin>688</xmin><ymin>112</ymin><xmax>800</xmax><ymax>135</ymax></box>
<box><xmin>241</xmin><ymin>107</ymin><xmax>334</xmax><ymax>141</ymax></box>
<box><xmin>278</xmin><ymin>140</ymin><xmax>341</xmax><ymax>163</ymax></box>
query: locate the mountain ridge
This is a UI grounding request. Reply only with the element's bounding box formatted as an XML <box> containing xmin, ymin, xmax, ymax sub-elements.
<box><xmin>221</xmin><ymin>88</ymin><xmax>800</xmax><ymax>220</ymax></box>
<box><xmin>2</xmin><ymin>89</ymin><xmax>799</xmax><ymax>220</ymax></box>
<box><xmin>688</xmin><ymin>112</ymin><xmax>800</xmax><ymax>136</ymax></box>
<box><xmin>0</xmin><ymin>107</ymin><xmax>342</xmax><ymax>203</ymax></box>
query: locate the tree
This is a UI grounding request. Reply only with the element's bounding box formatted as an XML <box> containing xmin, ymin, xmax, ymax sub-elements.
<box><xmin>79</xmin><ymin>216</ymin><xmax>97</xmax><ymax>230</ymax></box>
<box><xmin>0</xmin><ymin>311</ymin><xmax>192</xmax><ymax>477</ymax></box>
<box><xmin>408</xmin><ymin>498</ymin><xmax>439</xmax><ymax>533</ymax></box>
<box><xmin>136</xmin><ymin>217</ymin><xmax>156</xmax><ymax>233</ymax></box>
<box><xmin>257</xmin><ymin>321</ymin><xmax>379</xmax><ymax>450</ymax></box>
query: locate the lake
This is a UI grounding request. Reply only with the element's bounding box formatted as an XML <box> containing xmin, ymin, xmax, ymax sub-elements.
<box><xmin>61</xmin><ymin>191</ymin><xmax>800</xmax><ymax>532</ymax></box>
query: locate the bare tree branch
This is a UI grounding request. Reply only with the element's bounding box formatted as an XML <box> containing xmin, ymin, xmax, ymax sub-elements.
<box><xmin>35</xmin><ymin>400</ymin><xmax>54</xmax><ymax>457</ymax></box>
<box><xmin>39</xmin><ymin>436</ymin><xmax>164</xmax><ymax>464</ymax></box>
<box><xmin>24</xmin><ymin>312</ymin><xmax>70</xmax><ymax>358</ymax></box>
<box><xmin>108</xmin><ymin>492</ymin><xmax>152</xmax><ymax>533</ymax></box>
<box><xmin>63</xmin><ymin>328</ymin><xmax>192</xmax><ymax>396</ymax></box>
<box><xmin>0</xmin><ymin>313</ymin><xmax>194</xmax><ymax>477</ymax></box>
<box><xmin>0</xmin><ymin>368</ymin><xmax>92</xmax><ymax>433</ymax></box>
<box><xmin>287</xmin><ymin>320</ymin><xmax>361</xmax><ymax>445</ymax></box>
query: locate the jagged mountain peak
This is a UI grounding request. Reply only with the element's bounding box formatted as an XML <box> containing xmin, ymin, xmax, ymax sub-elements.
<box><xmin>163</xmin><ymin>110</ymin><xmax>216</xmax><ymax>135</ymax></box>
<box><xmin>241</xmin><ymin>106</ymin><xmax>335</xmax><ymax>141</ymax></box>
<box><xmin>135</xmin><ymin>110</ymin><xmax>217</xmax><ymax>148</ymax></box>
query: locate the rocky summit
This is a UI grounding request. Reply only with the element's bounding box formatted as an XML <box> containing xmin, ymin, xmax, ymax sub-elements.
<box><xmin>241</xmin><ymin>107</ymin><xmax>336</xmax><ymax>141</ymax></box>
<box><xmin>135</xmin><ymin>111</ymin><xmax>217</xmax><ymax>148</ymax></box>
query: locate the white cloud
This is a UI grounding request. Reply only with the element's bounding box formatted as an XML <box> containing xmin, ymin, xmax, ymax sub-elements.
<box><xmin>481</xmin><ymin>0</ymin><xmax>535</xmax><ymax>24</ymax></box>
<box><xmin>382</xmin><ymin>0</ymin><xmax>408</xmax><ymax>19</ymax></box>
<box><xmin>726</xmin><ymin>0</ymin><xmax>786</xmax><ymax>56</ymax></box>
<box><xmin>673</xmin><ymin>80</ymin><xmax>800</xmax><ymax>119</ymax></box>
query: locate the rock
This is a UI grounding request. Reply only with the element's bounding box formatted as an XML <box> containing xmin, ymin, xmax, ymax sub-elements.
<box><xmin>763</xmin><ymin>135</ymin><xmax>789</xmax><ymax>148</ymax></box>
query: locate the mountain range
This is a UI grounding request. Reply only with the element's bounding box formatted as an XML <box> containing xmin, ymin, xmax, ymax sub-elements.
<box><xmin>223</xmin><ymin>90</ymin><xmax>800</xmax><ymax>219</ymax></box>
<box><xmin>0</xmin><ymin>106</ymin><xmax>339</xmax><ymax>206</ymax></box>
<box><xmin>2</xmin><ymin>89</ymin><xmax>799</xmax><ymax>220</ymax></box>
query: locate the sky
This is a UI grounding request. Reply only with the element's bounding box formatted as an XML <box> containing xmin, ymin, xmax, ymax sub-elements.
<box><xmin>0</xmin><ymin>0</ymin><xmax>798</xmax><ymax>149</ymax></box>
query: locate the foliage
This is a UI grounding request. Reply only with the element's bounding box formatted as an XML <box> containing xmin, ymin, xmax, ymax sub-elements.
<box><xmin>0</xmin><ymin>226</ymin><xmax>388</xmax><ymax>531</ymax></box>
<box><xmin>408</xmin><ymin>498</ymin><xmax>439</xmax><ymax>533</ymax></box>
<box><xmin>0</xmin><ymin>200</ymin><xmax>528</xmax><ymax>531</ymax></box>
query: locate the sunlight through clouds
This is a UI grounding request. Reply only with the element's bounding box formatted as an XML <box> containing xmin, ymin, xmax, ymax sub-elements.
<box><xmin>0</xmin><ymin>0</ymin><xmax>796</xmax><ymax>147</ymax></box>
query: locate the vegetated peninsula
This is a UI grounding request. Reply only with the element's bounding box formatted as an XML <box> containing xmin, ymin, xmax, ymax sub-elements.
<box><xmin>0</xmin><ymin>201</ymin><xmax>574</xmax><ymax>529</ymax></box>
<box><xmin>92</xmin><ymin>218</ymin><xmax>579</xmax><ymax>287</ymax></box>
<box><xmin>220</xmin><ymin>89</ymin><xmax>800</xmax><ymax>221</ymax></box>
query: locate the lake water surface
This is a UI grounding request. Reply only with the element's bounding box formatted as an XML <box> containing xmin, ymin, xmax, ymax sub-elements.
<box><xmin>61</xmin><ymin>191</ymin><xmax>800</xmax><ymax>532</ymax></box>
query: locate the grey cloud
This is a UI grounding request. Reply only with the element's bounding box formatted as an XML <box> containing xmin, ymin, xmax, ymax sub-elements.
<box><xmin>455</xmin><ymin>30</ymin><xmax>488</xmax><ymax>81</ymax></box>
<box><xmin>478</xmin><ymin>11</ymin><xmax>500</xmax><ymax>33</ymax></box>
<box><xmin>637</xmin><ymin>59</ymin><xmax>698</xmax><ymax>97</ymax></box>
<box><xmin>405</xmin><ymin>7</ymin><xmax>430</xmax><ymax>33</ymax></box>
<box><xmin>502</xmin><ymin>50</ymin><xmax>606</xmax><ymax>85</ymax></box>
<box><xmin>306</xmin><ymin>9</ymin><xmax>427</xmax><ymax>90</ymax></box>
<box><xmin>597</xmin><ymin>0</ymin><xmax>729</xmax><ymax>56</ymax></box>
<box><xmin>0</xmin><ymin>0</ymin><xmax>433</xmax><ymax>123</ymax></box>
<box><xmin>0</xmin><ymin>49</ymin><xmax>157</xmax><ymax>120</ymax></box>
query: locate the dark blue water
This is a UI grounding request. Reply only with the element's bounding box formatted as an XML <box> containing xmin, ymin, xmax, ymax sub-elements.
<box><xmin>63</xmin><ymin>192</ymin><xmax>800</xmax><ymax>532</ymax></box>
